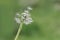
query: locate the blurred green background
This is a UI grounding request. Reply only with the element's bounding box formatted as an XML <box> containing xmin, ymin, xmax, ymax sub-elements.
<box><xmin>0</xmin><ymin>0</ymin><xmax>60</xmax><ymax>40</ymax></box>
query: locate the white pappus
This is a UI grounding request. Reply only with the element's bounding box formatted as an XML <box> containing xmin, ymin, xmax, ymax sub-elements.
<box><xmin>15</xmin><ymin>6</ymin><xmax>33</xmax><ymax>25</ymax></box>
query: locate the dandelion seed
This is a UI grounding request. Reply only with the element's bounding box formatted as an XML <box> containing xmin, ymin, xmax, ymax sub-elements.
<box><xmin>24</xmin><ymin>10</ymin><xmax>29</xmax><ymax>13</ymax></box>
<box><xmin>22</xmin><ymin>13</ymin><xmax>30</xmax><ymax>17</ymax></box>
<box><xmin>27</xmin><ymin>6</ymin><xmax>32</xmax><ymax>10</ymax></box>
<box><xmin>24</xmin><ymin>18</ymin><xmax>33</xmax><ymax>25</ymax></box>
<box><xmin>15</xmin><ymin>17</ymin><xmax>21</xmax><ymax>24</ymax></box>
<box><xmin>16</xmin><ymin>13</ymin><xmax>20</xmax><ymax>17</ymax></box>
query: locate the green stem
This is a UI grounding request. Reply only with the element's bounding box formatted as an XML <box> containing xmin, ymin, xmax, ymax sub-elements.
<box><xmin>14</xmin><ymin>23</ymin><xmax>23</xmax><ymax>40</ymax></box>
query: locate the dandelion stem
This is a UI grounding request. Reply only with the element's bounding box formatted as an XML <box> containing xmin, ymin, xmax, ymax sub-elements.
<box><xmin>14</xmin><ymin>23</ymin><xmax>23</xmax><ymax>40</ymax></box>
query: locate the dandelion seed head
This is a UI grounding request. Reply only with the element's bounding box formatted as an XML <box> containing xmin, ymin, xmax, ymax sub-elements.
<box><xmin>15</xmin><ymin>6</ymin><xmax>33</xmax><ymax>25</ymax></box>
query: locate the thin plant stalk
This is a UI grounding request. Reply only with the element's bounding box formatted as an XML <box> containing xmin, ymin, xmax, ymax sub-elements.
<box><xmin>14</xmin><ymin>23</ymin><xmax>23</xmax><ymax>40</ymax></box>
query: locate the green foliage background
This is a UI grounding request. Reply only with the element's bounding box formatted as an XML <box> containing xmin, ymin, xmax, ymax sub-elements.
<box><xmin>0</xmin><ymin>0</ymin><xmax>60</xmax><ymax>40</ymax></box>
